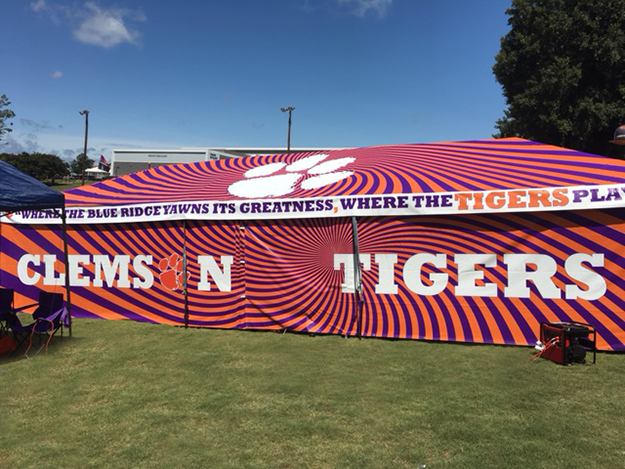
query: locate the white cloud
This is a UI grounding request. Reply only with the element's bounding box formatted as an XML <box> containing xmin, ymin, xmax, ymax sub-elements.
<box><xmin>74</xmin><ymin>2</ymin><xmax>144</xmax><ymax>48</ymax></box>
<box><xmin>1</xmin><ymin>134</ymin><xmax>28</xmax><ymax>154</ymax></box>
<box><xmin>50</xmin><ymin>70</ymin><xmax>63</xmax><ymax>79</ymax></box>
<box><xmin>5</xmin><ymin>119</ymin><xmax>189</xmax><ymax>161</ymax></box>
<box><xmin>30</xmin><ymin>0</ymin><xmax>71</xmax><ymax>24</ymax></box>
<box><xmin>337</xmin><ymin>0</ymin><xmax>393</xmax><ymax>18</ymax></box>
<box><xmin>30</xmin><ymin>0</ymin><xmax>46</xmax><ymax>13</ymax></box>
<box><xmin>20</xmin><ymin>118</ymin><xmax>56</xmax><ymax>133</ymax></box>
<box><xmin>30</xmin><ymin>1</ymin><xmax>145</xmax><ymax>48</ymax></box>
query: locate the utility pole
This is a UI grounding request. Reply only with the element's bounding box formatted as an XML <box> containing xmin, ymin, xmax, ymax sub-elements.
<box><xmin>79</xmin><ymin>109</ymin><xmax>89</xmax><ymax>185</ymax></box>
<box><xmin>280</xmin><ymin>106</ymin><xmax>295</xmax><ymax>154</ymax></box>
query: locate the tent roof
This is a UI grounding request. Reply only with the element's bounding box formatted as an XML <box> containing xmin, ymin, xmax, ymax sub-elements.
<box><xmin>85</xmin><ymin>167</ymin><xmax>108</xmax><ymax>174</ymax></box>
<box><xmin>0</xmin><ymin>159</ymin><xmax>64</xmax><ymax>211</ymax></box>
<box><xmin>64</xmin><ymin>138</ymin><xmax>625</xmax><ymax>206</ymax></box>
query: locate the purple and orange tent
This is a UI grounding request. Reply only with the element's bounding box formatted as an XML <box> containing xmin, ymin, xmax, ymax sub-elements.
<box><xmin>3</xmin><ymin>138</ymin><xmax>625</xmax><ymax>350</ymax></box>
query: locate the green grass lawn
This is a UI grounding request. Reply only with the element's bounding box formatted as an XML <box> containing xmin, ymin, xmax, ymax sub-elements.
<box><xmin>1</xmin><ymin>318</ymin><xmax>624</xmax><ymax>469</ymax></box>
<box><xmin>50</xmin><ymin>180</ymin><xmax>92</xmax><ymax>191</ymax></box>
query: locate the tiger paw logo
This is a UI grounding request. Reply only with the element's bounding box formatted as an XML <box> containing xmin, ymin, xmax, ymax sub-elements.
<box><xmin>228</xmin><ymin>154</ymin><xmax>356</xmax><ymax>198</ymax></box>
<box><xmin>158</xmin><ymin>254</ymin><xmax>189</xmax><ymax>291</ymax></box>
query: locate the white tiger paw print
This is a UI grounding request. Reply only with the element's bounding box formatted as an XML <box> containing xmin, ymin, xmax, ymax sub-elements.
<box><xmin>228</xmin><ymin>154</ymin><xmax>356</xmax><ymax>198</ymax></box>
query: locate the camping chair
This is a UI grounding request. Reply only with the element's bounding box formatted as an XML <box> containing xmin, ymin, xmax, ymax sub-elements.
<box><xmin>8</xmin><ymin>291</ymin><xmax>68</xmax><ymax>357</ymax></box>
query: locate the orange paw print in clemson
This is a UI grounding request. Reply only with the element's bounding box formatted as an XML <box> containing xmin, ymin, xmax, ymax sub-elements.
<box><xmin>158</xmin><ymin>253</ymin><xmax>189</xmax><ymax>291</ymax></box>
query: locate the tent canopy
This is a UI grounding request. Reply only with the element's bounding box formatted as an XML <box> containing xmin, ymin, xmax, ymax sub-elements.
<box><xmin>85</xmin><ymin>167</ymin><xmax>109</xmax><ymax>174</ymax></box>
<box><xmin>33</xmin><ymin>138</ymin><xmax>625</xmax><ymax>225</ymax></box>
<box><xmin>62</xmin><ymin>137</ymin><xmax>625</xmax><ymax>204</ymax></box>
<box><xmin>0</xmin><ymin>159</ymin><xmax>64</xmax><ymax>212</ymax></box>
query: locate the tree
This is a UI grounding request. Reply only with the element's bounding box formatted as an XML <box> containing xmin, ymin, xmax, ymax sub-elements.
<box><xmin>493</xmin><ymin>0</ymin><xmax>625</xmax><ymax>156</ymax></box>
<box><xmin>0</xmin><ymin>94</ymin><xmax>15</xmax><ymax>141</ymax></box>
<box><xmin>70</xmin><ymin>153</ymin><xmax>95</xmax><ymax>177</ymax></box>
<box><xmin>35</xmin><ymin>153</ymin><xmax>70</xmax><ymax>184</ymax></box>
<box><xmin>0</xmin><ymin>152</ymin><xmax>69</xmax><ymax>184</ymax></box>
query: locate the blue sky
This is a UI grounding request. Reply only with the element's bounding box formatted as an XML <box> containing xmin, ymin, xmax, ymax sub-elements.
<box><xmin>2</xmin><ymin>0</ymin><xmax>512</xmax><ymax>161</ymax></box>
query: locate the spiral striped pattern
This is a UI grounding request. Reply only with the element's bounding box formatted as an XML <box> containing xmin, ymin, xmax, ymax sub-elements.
<box><xmin>64</xmin><ymin>139</ymin><xmax>625</xmax><ymax>206</ymax></box>
<box><xmin>241</xmin><ymin>217</ymin><xmax>357</xmax><ymax>334</ymax></box>
<box><xmin>2</xmin><ymin>208</ymin><xmax>625</xmax><ymax>349</ymax></box>
<box><xmin>3</xmin><ymin>139</ymin><xmax>625</xmax><ymax>350</ymax></box>
<box><xmin>356</xmin><ymin>210</ymin><xmax>625</xmax><ymax>350</ymax></box>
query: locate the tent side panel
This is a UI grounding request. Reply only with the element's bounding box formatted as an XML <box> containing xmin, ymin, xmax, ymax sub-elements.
<box><xmin>183</xmin><ymin>219</ymin><xmax>246</xmax><ymax>328</ymax></box>
<box><xmin>356</xmin><ymin>209</ymin><xmax>625</xmax><ymax>350</ymax></box>
<box><xmin>0</xmin><ymin>224</ymin><xmax>67</xmax><ymax>307</ymax></box>
<box><xmin>65</xmin><ymin>222</ymin><xmax>190</xmax><ymax>324</ymax></box>
<box><xmin>243</xmin><ymin>218</ymin><xmax>357</xmax><ymax>335</ymax></box>
<box><xmin>1</xmin><ymin>221</ymin><xmax>222</xmax><ymax>325</ymax></box>
<box><xmin>5</xmin><ymin>207</ymin><xmax>624</xmax><ymax>350</ymax></box>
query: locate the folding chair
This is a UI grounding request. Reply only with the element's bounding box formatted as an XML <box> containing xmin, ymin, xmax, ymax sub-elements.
<box><xmin>8</xmin><ymin>291</ymin><xmax>68</xmax><ymax>357</ymax></box>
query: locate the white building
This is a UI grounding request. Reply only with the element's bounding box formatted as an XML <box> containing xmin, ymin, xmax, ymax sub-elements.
<box><xmin>110</xmin><ymin>147</ymin><xmax>339</xmax><ymax>177</ymax></box>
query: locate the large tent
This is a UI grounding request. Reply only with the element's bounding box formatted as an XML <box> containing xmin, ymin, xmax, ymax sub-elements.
<box><xmin>0</xmin><ymin>159</ymin><xmax>72</xmax><ymax>333</ymax></box>
<box><xmin>2</xmin><ymin>138</ymin><xmax>625</xmax><ymax>349</ymax></box>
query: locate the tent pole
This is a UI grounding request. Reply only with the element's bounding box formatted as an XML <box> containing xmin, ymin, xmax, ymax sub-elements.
<box><xmin>61</xmin><ymin>206</ymin><xmax>72</xmax><ymax>337</ymax></box>
<box><xmin>182</xmin><ymin>219</ymin><xmax>189</xmax><ymax>328</ymax></box>
<box><xmin>350</xmin><ymin>216</ymin><xmax>362</xmax><ymax>339</ymax></box>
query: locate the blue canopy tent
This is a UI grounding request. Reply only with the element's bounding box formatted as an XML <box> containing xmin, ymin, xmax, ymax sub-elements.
<box><xmin>0</xmin><ymin>159</ymin><xmax>72</xmax><ymax>335</ymax></box>
<box><xmin>0</xmin><ymin>159</ymin><xmax>64</xmax><ymax>210</ymax></box>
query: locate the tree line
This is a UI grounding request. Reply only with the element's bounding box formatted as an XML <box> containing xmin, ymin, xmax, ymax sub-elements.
<box><xmin>0</xmin><ymin>152</ymin><xmax>95</xmax><ymax>185</ymax></box>
<box><xmin>0</xmin><ymin>152</ymin><xmax>68</xmax><ymax>185</ymax></box>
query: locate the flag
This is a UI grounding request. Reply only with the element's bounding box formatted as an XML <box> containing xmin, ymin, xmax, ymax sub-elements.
<box><xmin>98</xmin><ymin>155</ymin><xmax>110</xmax><ymax>171</ymax></box>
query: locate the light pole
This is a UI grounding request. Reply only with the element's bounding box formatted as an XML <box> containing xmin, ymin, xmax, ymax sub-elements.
<box><xmin>281</xmin><ymin>106</ymin><xmax>294</xmax><ymax>154</ymax></box>
<box><xmin>79</xmin><ymin>110</ymin><xmax>89</xmax><ymax>185</ymax></box>
<box><xmin>610</xmin><ymin>124</ymin><xmax>625</xmax><ymax>145</ymax></box>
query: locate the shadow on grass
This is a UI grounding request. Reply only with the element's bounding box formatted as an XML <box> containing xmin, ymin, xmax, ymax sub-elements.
<box><xmin>0</xmin><ymin>334</ymin><xmax>78</xmax><ymax>365</ymax></box>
